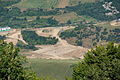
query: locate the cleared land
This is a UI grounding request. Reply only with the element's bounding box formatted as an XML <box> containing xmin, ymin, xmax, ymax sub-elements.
<box><xmin>1</xmin><ymin>26</ymin><xmax>88</xmax><ymax>59</ymax></box>
<box><xmin>95</xmin><ymin>21</ymin><xmax>120</xmax><ymax>29</ymax></box>
<box><xmin>24</xmin><ymin>26</ymin><xmax>88</xmax><ymax>59</ymax></box>
<box><xmin>110</xmin><ymin>21</ymin><xmax>120</xmax><ymax>27</ymax></box>
<box><xmin>0</xmin><ymin>29</ymin><xmax>27</xmax><ymax>45</ymax></box>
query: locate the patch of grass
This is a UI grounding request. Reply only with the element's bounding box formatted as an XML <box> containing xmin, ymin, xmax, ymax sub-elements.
<box><xmin>28</xmin><ymin>59</ymin><xmax>79</xmax><ymax>80</ymax></box>
<box><xmin>57</xmin><ymin>0</ymin><xmax>69</xmax><ymax>8</ymax></box>
<box><xmin>54</xmin><ymin>12</ymin><xmax>78</xmax><ymax>23</ymax></box>
<box><xmin>71</xmin><ymin>15</ymin><xmax>97</xmax><ymax>23</ymax></box>
<box><xmin>95</xmin><ymin>22</ymin><xmax>120</xmax><ymax>29</ymax></box>
<box><xmin>69</xmin><ymin>0</ymin><xmax>95</xmax><ymax>6</ymax></box>
<box><xmin>14</xmin><ymin>0</ymin><xmax>59</xmax><ymax>9</ymax></box>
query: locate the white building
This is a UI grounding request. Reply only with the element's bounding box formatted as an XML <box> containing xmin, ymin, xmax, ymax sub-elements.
<box><xmin>0</xmin><ymin>27</ymin><xmax>11</xmax><ymax>32</ymax></box>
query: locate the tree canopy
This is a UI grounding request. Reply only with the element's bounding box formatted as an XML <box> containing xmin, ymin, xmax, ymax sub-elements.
<box><xmin>0</xmin><ymin>40</ymin><xmax>38</xmax><ymax>80</ymax></box>
<box><xmin>72</xmin><ymin>42</ymin><xmax>120</xmax><ymax>80</ymax></box>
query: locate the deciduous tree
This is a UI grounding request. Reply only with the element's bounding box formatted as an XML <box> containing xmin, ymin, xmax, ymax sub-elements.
<box><xmin>72</xmin><ymin>42</ymin><xmax>120</xmax><ymax>80</ymax></box>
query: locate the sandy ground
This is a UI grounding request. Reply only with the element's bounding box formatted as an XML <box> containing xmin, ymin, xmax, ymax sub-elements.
<box><xmin>110</xmin><ymin>21</ymin><xmax>120</xmax><ymax>26</ymax></box>
<box><xmin>57</xmin><ymin>0</ymin><xmax>69</xmax><ymax>8</ymax></box>
<box><xmin>0</xmin><ymin>29</ymin><xmax>27</xmax><ymax>45</ymax></box>
<box><xmin>1</xmin><ymin>26</ymin><xmax>88</xmax><ymax>59</ymax></box>
<box><xmin>25</xmin><ymin>26</ymin><xmax>88</xmax><ymax>59</ymax></box>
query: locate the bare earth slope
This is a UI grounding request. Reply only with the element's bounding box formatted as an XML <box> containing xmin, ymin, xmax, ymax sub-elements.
<box><xmin>1</xmin><ymin>26</ymin><xmax>88</xmax><ymax>59</ymax></box>
<box><xmin>26</xmin><ymin>26</ymin><xmax>88</xmax><ymax>59</ymax></box>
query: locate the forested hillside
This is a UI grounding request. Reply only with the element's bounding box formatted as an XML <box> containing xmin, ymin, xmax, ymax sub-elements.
<box><xmin>0</xmin><ymin>0</ymin><xmax>119</xmax><ymax>48</ymax></box>
<box><xmin>0</xmin><ymin>0</ymin><xmax>120</xmax><ymax>28</ymax></box>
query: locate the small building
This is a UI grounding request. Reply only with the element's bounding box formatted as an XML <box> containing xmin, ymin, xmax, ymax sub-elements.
<box><xmin>0</xmin><ymin>27</ymin><xmax>11</xmax><ymax>32</ymax></box>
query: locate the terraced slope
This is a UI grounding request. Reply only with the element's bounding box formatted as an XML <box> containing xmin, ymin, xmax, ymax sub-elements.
<box><xmin>13</xmin><ymin>0</ymin><xmax>96</xmax><ymax>9</ymax></box>
<box><xmin>57</xmin><ymin>0</ymin><xmax>69</xmax><ymax>8</ymax></box>
<box><xmin>69</xmin><ymin>0</ymin><xmax>96</xmax><ymax>6</ymax></box>
<box><xmin>14</xmin><ymin>0</ymin><xmax>59</xmax><ymax>9</ymax></box>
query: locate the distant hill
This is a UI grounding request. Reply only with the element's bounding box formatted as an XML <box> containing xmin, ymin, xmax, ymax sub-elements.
<box><xmin>12</xmin><ymin>0</ymin><xmax>96</xmax><ymax>9</ymax></box>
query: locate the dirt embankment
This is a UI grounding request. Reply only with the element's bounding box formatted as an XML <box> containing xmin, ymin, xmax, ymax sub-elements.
<box><xmin>25</xmin><ymin>26</ymin><xmax>88</xmax><ymax>59</ymax></box>
<box><xmin>0</xmin><ymin>29</ymin><xmax>27</xmax><ymax>45</ymax></box>
<box><xmin>110</xmin><ymin>21</ymin><xmax>120</xmax><ymax>26</ymax></box>
<box><xmin>1</xmin><ymin>26</ymin><xmax>88</xmax><ymax>59</ymax></box>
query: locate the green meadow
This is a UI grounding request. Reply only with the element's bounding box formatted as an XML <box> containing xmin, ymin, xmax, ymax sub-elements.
<box><xmin>28</xmin><ymin>59</ymin><xmax>79</xmax><ymax>80</ymax></box>
<box><xmin>69</xmin><ymin>0</ymin><xmax>95</xmax><ymax>6</ymax></box>
<box><xmin>14</xmin><ymin>0</ymin><xmax>59</xmax><ymax>9</ymax></box>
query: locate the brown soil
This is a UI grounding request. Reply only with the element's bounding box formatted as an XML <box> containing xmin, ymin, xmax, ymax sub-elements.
<box><xmin>57</xmin><ymin>0</ymin><xmax>69</xmax><ymax>8</ymax></box>
<box><xmin>1</xmin><ymin>26</ymin><xmax>88</xmax><ymax>60</ymax></box>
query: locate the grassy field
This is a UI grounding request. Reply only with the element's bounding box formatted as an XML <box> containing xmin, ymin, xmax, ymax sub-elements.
<box><xmin>69</xmin><ymin>0</ymin><xmax>95</xmax><ymax>6</ymax></box>
<box><xmin>54</xmin><ymin>12</ymin><xmax>78</xmax><ymax>23</ymax></box>
<box><xmin>28</xmin><ymin>59</ymin><xmax>79</xmax><ymax>80</ymax></box>
<box><xmin>14</xmin><ymin>0</ymin><xmax>59</xmax><ymax>9</ymax></box>
<box><xmin>95</xmin><ymin>22</ymin><xmax>120</xmax><ymax>29</ymax></box>
<box><xmin>71</xmin><ymin>15</ymin><xmax>97</xmax><ymax>23</ymax></box>
<box><xmin>57</xmin><ymin>0</ymin><xmax>69</xmax><ymax>8</ymax></box>
<box><xmin>13</xmin><ymin>0</ymin><xmax>96</xmax><ymax>9</ymax></box>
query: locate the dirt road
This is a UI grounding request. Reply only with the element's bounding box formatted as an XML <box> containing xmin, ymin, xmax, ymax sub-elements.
<box><xmin>1</xmin><ymin>26</ymin><xmax>88</xmax><ymax>59</ymax></box>
<box><xmin>27</xmin><ymin>26</ymin><xmax>88</xmax><ymax>59</ymax></box>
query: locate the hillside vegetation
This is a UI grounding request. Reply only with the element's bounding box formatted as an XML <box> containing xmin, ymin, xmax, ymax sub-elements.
<box><xmin>72</xmin><ymin>42</ymin><xmax>120</xmax><ymax>80</ymax></box>
<box><xmin>69</xmin><ymin>0</ymin><xmax>95</xmax><ymax>6</ymax></box>
<box><xmin>60</xmin><ymin>24</ymin><xmax>120</xmax><ymax>48</ymax></box>
<box><xmin>14</xmin><ymin>0</ymin><xmax>59</xmax><ymax>9</ymax></box>
<box><xmin>13</xmin><ymin>0</ymin><xmax>96</xmax><ymax>9</ymax></box>
<box><xmin>21</xmin><ymin>30</ymin><xmax>58</xmax><ymax>45</ymax></box>
<box><xmin>1</xmin><ymin>0</ymin><xmax>120</xmax><ymax>28</ymax></box>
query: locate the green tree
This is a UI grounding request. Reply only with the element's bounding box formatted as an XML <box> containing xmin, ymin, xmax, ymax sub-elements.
<box><xmin>0</xmin><ymin>40</ymin><xmax>38</xmax><ymax>80</ymax></box>
<box><xmin>36</xmin><ymin>16</ymin><xmax>40</xmax><ymax>20</ymax></box>
<box><xmin>72</xmin><ymin>42</ymin><xmax>120</xmax><ymax>80</ymax></box>
<box><xmin>67</xmin><ymin>20</ymin><xmax>72</xmax><ymax>24</ymax></box>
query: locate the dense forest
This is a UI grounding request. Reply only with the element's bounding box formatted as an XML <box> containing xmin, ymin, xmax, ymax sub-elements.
<box><xmin>0</xmin><ymin>0</ymin><xmax>21</xmax><ymax>7</ymax></box>
<box><xmin>16</xmin><ymin>40</ymin><xmax>38</xmax><ymax>50</ymax></box>
<box><xmin>0</xmin><ymin>35</ymin><xmax>6</xmax><ymax>40</ymax></box>
<box><xmin>21</xmin><ymin>30</ymin><xmax>58</xmax><ymax>45</ymax></box>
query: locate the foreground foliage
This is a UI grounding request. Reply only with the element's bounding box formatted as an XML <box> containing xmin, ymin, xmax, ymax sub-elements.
<box><xmin>72</xmin><ymin>42</ymin><xmax>120</xmax><ymax>80</ymax></box>
<box><xmin>0</xmin><ymin>40</ymin><xmax>39</xmax><ymax>80</ymax></box>
<box><xmin>0</xmin><ymin>40</ymin><xmax>57</xmax><ymax>80</ymax></box>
